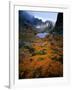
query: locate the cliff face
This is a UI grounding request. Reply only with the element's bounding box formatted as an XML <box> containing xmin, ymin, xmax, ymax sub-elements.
<box><xmin>53</xmin><ymin>13</ymin><xmax>63</xmax><ymax>34</ymax></box>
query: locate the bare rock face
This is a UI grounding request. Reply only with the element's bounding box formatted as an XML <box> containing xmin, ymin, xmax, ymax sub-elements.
<box><xmin>35</xmin><ymin>20</ymin><xmax>54</xmax><ymax>33</ymax></box>
<box><xmin>52</xmin><ymin>13</ymin><xmax>63</xmax><ymax>35</ymax></box>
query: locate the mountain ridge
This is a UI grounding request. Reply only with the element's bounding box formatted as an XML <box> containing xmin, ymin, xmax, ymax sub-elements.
<box><xmin>19</xmin><ymin>11</ymin><xmax>54</xmax><ymax>33</ymax></box>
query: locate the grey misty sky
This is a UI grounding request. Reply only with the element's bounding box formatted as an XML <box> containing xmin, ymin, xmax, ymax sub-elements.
<box><xmin>28</xmin><ymin>11</ymin><xmax>58</xmax><ymax>23</ymax></box>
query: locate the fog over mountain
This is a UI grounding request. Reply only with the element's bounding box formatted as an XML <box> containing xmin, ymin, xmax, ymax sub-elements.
<box><xmin>19</xmin><ymin>11</ymin><xmax>54</xmax><ymax>33</ymax></box>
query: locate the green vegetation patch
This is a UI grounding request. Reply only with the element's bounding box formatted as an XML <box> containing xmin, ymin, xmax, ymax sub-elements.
<box><xmin>37</xmin><ymin>57</ymin><xmax>44</xmax><ymax>61</ymax></box>
<box><xmin>35</xmin><ymin>50</ymin><xmax>46</xmax><ymax>55</ymax></box>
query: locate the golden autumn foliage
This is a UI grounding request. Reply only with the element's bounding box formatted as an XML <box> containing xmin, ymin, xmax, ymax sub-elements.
<box><xmin>19</xmin><ymin>34</ymin><xmax>63</xmax><ymax>79</ymax></box>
